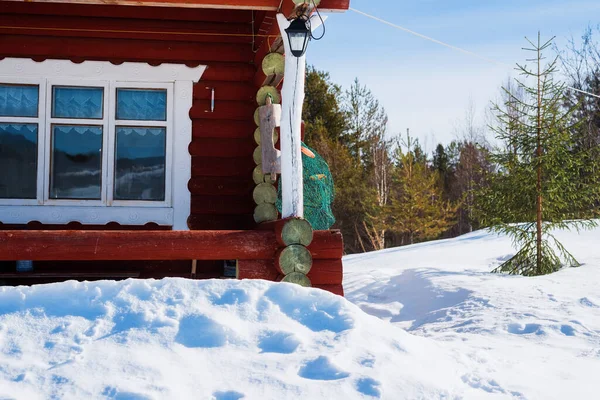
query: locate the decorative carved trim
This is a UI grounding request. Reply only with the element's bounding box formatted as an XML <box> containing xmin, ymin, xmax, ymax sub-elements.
<box><xmin>0</xmin><ymin>58</ymin><xmax>206</xmax><ymax>82</ymax></box>
<box><xmin>0</xmin><ymin>206</ymin><xmax>173</xmax><ymax>225</ymax></box>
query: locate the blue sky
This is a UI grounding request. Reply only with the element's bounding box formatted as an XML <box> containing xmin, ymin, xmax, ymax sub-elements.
<box><xmin>309</xmin><ymin>0</ymin><xmax>600</xmax><ymax>150</ymax></box>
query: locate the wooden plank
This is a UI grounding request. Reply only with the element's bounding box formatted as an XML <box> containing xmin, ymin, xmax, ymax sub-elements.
<box><xmin>0</xmin><ymin>35</ymin><xmax>254</xmax><ymax>63</ymax></box>
<box><xmin>237</xmin><ymin>259</ymin><xmax>279</xmax><ymax>281</ymax></box>
<box><xmin>192</xmin><ymin>156</ymin><xmax>255</xmax><ymax>177</ymax></box>
<box><xmin>307</xmin><ymin>259</ymin><xmax>343</xmax><ymax>285</ymax></box>
<box><xmin>0</xmin><ymin>230</ymin><xmax>278</xmax><ymax>261</ymax></box>
<box><xmin>189</xmin><ymin>137</ymin><xmax>255</xmax><ymax>158</ymax></box>
<box><xmin>308</xmin><ymin>230</ymin><xmax>344</xmax><ymax>259</ymax></box>
<box><xmin>188</xmin><ymin>176</ymin><xmax>255</xmax><ymax>196</ymax></box>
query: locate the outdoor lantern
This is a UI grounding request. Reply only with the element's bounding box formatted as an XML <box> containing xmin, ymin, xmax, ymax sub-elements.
<box><xmin>285</xmin><ymin>17</ymin><xmax>311</xmax><ymax>57</ymax></box>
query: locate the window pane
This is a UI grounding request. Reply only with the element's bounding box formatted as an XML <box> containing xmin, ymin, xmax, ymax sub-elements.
<box><xmin>116</xmin><ymin>89</ymin><xmax>167</xmax><ymax>121</ymax></box>
<box><xmin>0</xmin><ymin>123</ymin><xmax>37</xmax><ymax>199</ymax></box>
<box><xmin>50</xmin><ymin>125</ymin><xmax>102</xmax><ymax>200</ymax></box>
<box><xmin>0</xmin><ymin>84</ymin><xmax>38</xmax><ymax>117</ymax></box>
<box><xmin>52</xmin><ymin>86</ymin><xmax>103</xmax><ymax>119</ymax></box>
<box><xmin>114</xmin><ymin>126</ymin><xmax>166</xmax><ymax>201</ymax></box>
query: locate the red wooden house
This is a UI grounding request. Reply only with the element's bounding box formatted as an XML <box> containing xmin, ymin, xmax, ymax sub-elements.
<box><xmin>0</xmin><ymin>0</ymin><xmax>349</xmax><ymax>295</ymax></box>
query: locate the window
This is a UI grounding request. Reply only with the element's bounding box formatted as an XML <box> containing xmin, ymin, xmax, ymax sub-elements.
<box><xmin>0</xmin><ymin>58</ymin><xmax>205</xmax><ymax>228</ymax></box>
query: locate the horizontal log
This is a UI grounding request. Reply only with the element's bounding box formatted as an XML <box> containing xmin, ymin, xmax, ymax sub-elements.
<box><xmin>253</xmin><ymin>203</ymin><xmax>278</xmax><ymax>224</ymax></box>
<box><xmin>192</xmin><ymin>119</ymin><xmax>255</xmax><ymax>139</ymax></box>
<box><xmin>191</xmin><ymin>195</ymin><xmax>254</xmax><ymax>215</ymax></box>
<box><xmin>188</xmin><ymin>176</ymin><xmax>255</xmax><ymax>196</ymax></box>
<box><xmin>189</xmin><ymin>138</ymin><xmax>254</xmax><ymax>158</ymax></box>
<box><xmin>308</xmin><ymin>230</ymin><xmax>344</xmax><ymax>259</ymax></box>
<box><xmin>202</xmin><ymin>63</ymin><xmax>256</xmax><ymax>82</ymax></box>
<box><xmin>307</xmin><ymin>259</ymin><xmax>343</xmax><ymax>285</ymax></box>
<box><xmin>275</xmin><ymin>245</ymin><xmax>312</xmax><ymax>275</ymax></box>
<box><xmin>194</xmin><ymin>81</ymin><xmax>256</xmax><ymax>101</ymax></box>
<box><xmin>253</xmin><ymin>183</ymin><xmax>277</xmax><ymax>205</ymax></box>
<box><xmin>262</xmin><ymin>52</ymin><xmax>285</xmax><ymax>76</ymax></box>
<box><xmin>256</xmin><ymin>85</ymin><xmax>280</xmax><ymax>106</ymax></box>
<box><xmin>192</xmin><ymin>156</ymin><xmax>255</xmax><ymax>177</ymax></box>
<box><xmin>0</xmin><ymin>230</ymin><xmax>278</xmax><ymax>261</ymax></box>
<box><xmin>0</xmin><ymin>35</ymin><xmax>254</xmax><ymax>63</ymax></box>
<box><xmin>0</xmin><ymin>14</ymin><xmax>254</xmax><ymax>43</ymax></box>
<box><xmin>190</xmin><ymin>100</ymin><xmax>255</xmax><ymax>120</ymax></box>
<box><xmin>0</xmin><ymin>3</ymin><xmax>255</xmax><ymax>23</ymax></box>
<box><xmin>237</xmin><ymin>259</ymin><xmax>279</xmax><ymax>281</ymax></box>
<box><xmin>187</xmin><ymin>214</ymin><xmax>255</xmax><ymax>230</ymax></box>
<box><xmin>252</xmin><ymin>165</ymin><xmax>277</xmax><ymax>185</ymax></box>
<box><xmin>280</xmin><ymin>272</ymin><xmax>311</xmax><ymax>287</ymax></box>
<box><xmin>0</xmin><ymin>0</ymin><xmax>349</xmax><ymax>12</ymax></box>
<box><xmin>313</xmin><ymin>284</ymin><xmax>344</xmax><ymax>297</ymax></box>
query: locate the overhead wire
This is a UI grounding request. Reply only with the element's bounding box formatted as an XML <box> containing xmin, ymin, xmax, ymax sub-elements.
<box><xmin>349</xmin><ymin>7</ymin><xmax>600</xmax><ymax>100</ymax></box>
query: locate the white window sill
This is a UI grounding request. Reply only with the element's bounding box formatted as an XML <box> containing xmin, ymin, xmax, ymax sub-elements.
<box><xmin>0</xmin><ymin>205</ymin><xmax>174</xmax><ymax>226</ymax></box>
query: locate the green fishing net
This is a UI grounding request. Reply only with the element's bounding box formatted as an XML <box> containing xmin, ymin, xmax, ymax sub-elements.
<box><xmin>276</xmin><ymin>142</ymin><xmax>335</xmax><ymax>230</ymax></box>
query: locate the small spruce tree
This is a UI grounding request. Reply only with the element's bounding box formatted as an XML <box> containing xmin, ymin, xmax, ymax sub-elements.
<box><xmin>478</xmin><ymin>33</ymin><xmax>600</xmax><ymax>276</ymax></box>
<box><xmin>391</xmin><ymin>133</ymin><xmax>457</xmax><ymax>245</ymax></box>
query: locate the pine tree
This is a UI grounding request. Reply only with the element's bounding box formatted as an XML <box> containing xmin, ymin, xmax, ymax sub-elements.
<box><xmin>477</xmin><ymin>34</ymin><xmax>600</xmax><ymax>276</ymax></box>
<box><xmin>390</xmin><ymin>133</ymin><xmax>456</xmax><ymax>245</ymax></box>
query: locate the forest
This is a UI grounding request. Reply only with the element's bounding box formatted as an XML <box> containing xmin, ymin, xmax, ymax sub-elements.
<box><xmin>303</xmin><ymin>27</ymin><xmax>600</xmax><ymax>258</ymax></box>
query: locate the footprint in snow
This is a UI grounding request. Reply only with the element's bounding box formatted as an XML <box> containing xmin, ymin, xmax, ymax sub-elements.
<box><xmin>175</xmin><ymin>314</ymin><xmax>228</xmax><ymax>348</ymax></box>
<box><xmin>359</xmin><ymin>356</ymin><xmax>375</xmax><ymax>368</ymax></box>
<box><xmin>560</xmin><ymin>324</ymin><xmax>576</xmax><ymax>336</ymax></box>
<box><xmin>579</xmin><ymin>297</ymin><xmax>598</xmax><ymax>308</ymax></box>
<box><xmin>212</xmin><ymin>288</ymin><xmax>250</xmax><ymax>306</ymax></box>
<box><xmin>102</xmin><ymin>386</ymin><xmax>152</xmax><ymax>400</ymax></box>
<box><xmin>212</xmin><ymin>391</ymin><xmax>245</xmax><ymax>400</ymax></box>
<box><xmin>507</xmin><ymin>323</ymin><xmax>544</xmax><ymax>335</ymax></box>
<box><xmin>258</xmin><ymin>331</ymin><xmax>300</xmax><ymax>354</ymax></box>
<box><xmin>298</xmin><ymin>356</ymin><xmax>350</xmax><ymax>381</ymax></box>
<box><xmin>355</xmin><ymin>377</ymin><xmax>382</xmax><ymax>398</ymax></box>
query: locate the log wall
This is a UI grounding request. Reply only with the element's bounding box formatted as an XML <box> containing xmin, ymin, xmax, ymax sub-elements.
<box><xmin>0</xmin><ymin>3</ymin><xmax>345</xmax><ymax>296</ymax></box>
<box><xmin>0</xmin><ymin>2</ymin><xmax>259</xmax><ymax>230</ymax></box>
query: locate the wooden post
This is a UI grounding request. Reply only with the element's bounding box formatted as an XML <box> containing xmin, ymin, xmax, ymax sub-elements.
<box><xmin>276</xmin><ymin>13</ymin><xmax>325</xmax><ymax>218</ymax></box>
<box><xmin>276</xmin><ymin>13</ymin><xmax>305</xmax><ymax>219</ymax></box>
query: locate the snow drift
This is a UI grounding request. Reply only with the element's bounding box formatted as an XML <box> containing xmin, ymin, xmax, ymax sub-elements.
<box><xmin>1</xmin><ymin>278</ymin><xmax>466</xmax><ymax>400</ymax></box>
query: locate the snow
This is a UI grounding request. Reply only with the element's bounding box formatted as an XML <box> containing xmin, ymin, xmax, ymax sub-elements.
<box><xmin>2</xmin><ymin>225</ymin><xmax>600</xmax><ymax>399</ymax></box>
<box><xmin>345</xmin><ymin>225</ymin><xmax>600</xmax><ymax>399</ymax></box>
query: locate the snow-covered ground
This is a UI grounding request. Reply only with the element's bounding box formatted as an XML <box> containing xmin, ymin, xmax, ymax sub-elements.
<box><xmin>345</xmin><ymin>226</ymin><xmax>600</xmax><ymax>399</ymax></box>
<box><xmin>1</xmin><ymin>226</ymin><xmax>600</xmax><ymax>399</ymax></box>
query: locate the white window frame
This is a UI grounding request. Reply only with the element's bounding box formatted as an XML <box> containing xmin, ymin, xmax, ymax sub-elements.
<box><xmin>43</xmin><ymin>79</ymin><xmax>110</xmax><ymax>206</ymax></box>
<box><xmin>0</xmin><ymin>58</ymin><xmax>205</xmax><ymax>229</ymax></box>
<box><xmin>0</xmin><ymin>77</ymin><xmax>46</xmax><ymax>207</ymax></box>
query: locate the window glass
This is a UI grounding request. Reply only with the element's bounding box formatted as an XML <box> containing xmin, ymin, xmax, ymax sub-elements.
<box><xmin>114</xmin><ymin>126</ymin><xmax>166</xmax><ymax>201</ymax></box>
<box><xmin>116</xmin><ymin>89</ymin><xmax>167</xmax><ymax>121</ymax></box>
<box><xmin>0</xmin><ymin>123</ymin><xmax>37</xmax><ymax>199</ymax></box>
<box><xmin>50</xmin><ymin>125</ymin><xmax>103</xmax><ymax>200</ymax></box>
<box><xmin>0</xmin><ymin>84</ymin><xmax>38</xmax><ymax>117</ymax></box>
<box><xmin>52</xmin><ymin>86</ymin><xmax>103</xmax><ymax>119</ymax></box>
